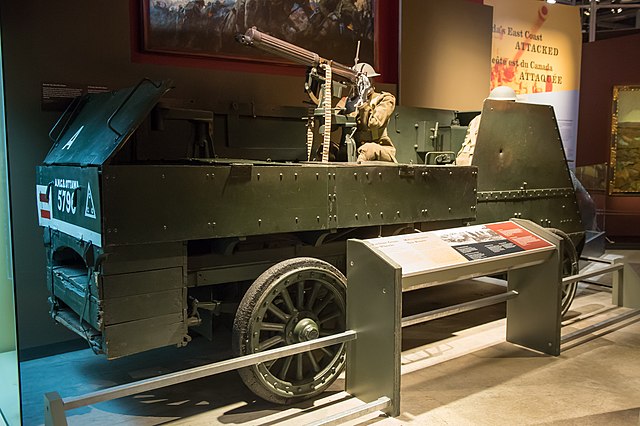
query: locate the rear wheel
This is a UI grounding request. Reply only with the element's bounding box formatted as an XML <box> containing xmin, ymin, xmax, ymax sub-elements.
<box><xmin>232</xmin><ymin>257</ymin><xmax>346</xmax><ymax>404</ymax></box>
<box><xmin>548</xmin><ymin>228</ymin><xmax>579</xmax><ymax>316</ymax></box>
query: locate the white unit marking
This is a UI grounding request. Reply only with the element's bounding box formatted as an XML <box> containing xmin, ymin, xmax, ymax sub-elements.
<box><xmin>62</xmin><ymin>125</ymin><xmax>84</xmax><ymax>150</ymax></box>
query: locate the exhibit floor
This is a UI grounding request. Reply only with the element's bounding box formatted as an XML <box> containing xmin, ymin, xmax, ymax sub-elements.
<box><xmin>19</xmin><ymin>256</ymin><xmax>640</xmax><ymax>425</ymax></box>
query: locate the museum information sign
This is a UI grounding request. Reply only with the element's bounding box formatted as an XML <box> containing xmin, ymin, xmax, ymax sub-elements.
<box><xmin>367</xmin><ymin>221</ymin><xmax>552</xmax><ymax>276</ymax></box>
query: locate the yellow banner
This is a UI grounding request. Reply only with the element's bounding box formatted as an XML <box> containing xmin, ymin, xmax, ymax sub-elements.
<box><xmin>485</xmin><ymin>0</ymin><xmax>581</xmax><ymax>94</ymax></box>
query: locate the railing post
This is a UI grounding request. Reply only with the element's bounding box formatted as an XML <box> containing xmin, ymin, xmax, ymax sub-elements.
<box><xmin>613</xmin><ymin>256</ymin><xmax>640</xmax><ymax>308</ymax></box>
<box><xmin>44</xmin><ymin>392</ymin><xmax>67</xmax><ymax>426</ymax></box>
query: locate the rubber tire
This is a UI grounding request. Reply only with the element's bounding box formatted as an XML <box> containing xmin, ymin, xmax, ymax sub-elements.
<box><xmin>232</xmin><ymin>257</ymin><xmax>346</xmax><ymax>405</ymax></box>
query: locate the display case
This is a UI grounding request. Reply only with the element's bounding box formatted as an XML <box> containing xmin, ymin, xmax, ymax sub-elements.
<box><xmin>609</xmin><ymin>85</ymin><xmax>640</xmax><ymax>194</ymax></box>
<box><xmin>0</xmin><ymin>62</ymin><xmax>20</xmax><ymax>426</ymax></box>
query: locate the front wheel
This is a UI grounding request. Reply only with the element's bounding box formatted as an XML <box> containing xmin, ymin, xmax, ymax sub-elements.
<box><xmin>232</xmin><ymin>257</ymin><xmax>347</xmax><ymax>404</ymax></box>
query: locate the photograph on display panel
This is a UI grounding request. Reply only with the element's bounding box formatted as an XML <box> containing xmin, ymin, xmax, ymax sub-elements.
<box><xmin>141</xmin><ymin>0</ymin><xmax>375</xmax><ymax>66</ymax></box>
<box><xmin>610</xmin><ymin>85</ymin><xmax>640</xmax><ymax>194</ymax></box>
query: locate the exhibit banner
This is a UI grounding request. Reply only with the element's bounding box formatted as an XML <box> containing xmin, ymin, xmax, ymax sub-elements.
<box><xmin>484</xmin><ymin>0</ymin><xmax>582</xmax><ymax>165</ymax></box>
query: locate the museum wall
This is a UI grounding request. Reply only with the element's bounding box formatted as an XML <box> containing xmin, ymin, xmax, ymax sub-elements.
<box><xmin>0</xmin><ymin>0</ymin><xmax>492</xmax><ymax>353</ymax></box>
<box><xmin>399</xmin><ymin>0</ymin><xmax>492</xmax><ymax>111</ymax></box>
<box><xmin>577</xmin><ymin>33</ymin><xmax>640</xmax><ymax>166</ymax></box>
<box><xmin>576</xmin><ymin>33</ymin><xmax>640</xmax><ymax>237</ymax></box>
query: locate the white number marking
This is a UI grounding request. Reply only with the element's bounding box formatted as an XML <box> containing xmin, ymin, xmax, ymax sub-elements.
<box><xmin>56</xmin><ymin>189</ymin><xmax>76</xmax><ymax>214</ymax></box>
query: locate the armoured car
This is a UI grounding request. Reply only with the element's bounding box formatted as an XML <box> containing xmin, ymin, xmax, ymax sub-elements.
<box><xmin>36</xmin><ymin>78</ymin><xmax>583</xmax><ymax>403</ymax></box>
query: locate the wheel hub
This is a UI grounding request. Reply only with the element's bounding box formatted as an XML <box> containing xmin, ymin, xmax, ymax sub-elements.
<box><xmin>293</xmin><ymin>318</ymin><xmax>319</xmax><ymax>342</ymax></box>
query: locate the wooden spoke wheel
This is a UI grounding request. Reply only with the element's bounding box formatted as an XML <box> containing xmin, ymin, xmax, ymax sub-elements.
<box><xmin>232</xmin><ymin>257</ymin><xmax>346</xmax><ymax>404</ymax></box>
<box><xmin>548</xmin><ymin>228</ymin><xmax>579</xmax><ymax>316</ymax></box>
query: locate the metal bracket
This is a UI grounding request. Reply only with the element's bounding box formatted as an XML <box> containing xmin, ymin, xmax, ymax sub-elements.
<box><xmin>107</xmin><ymin>78</ymin><xmax>162</xmax><ymax>138</ymax></box>
<box><xmin>228</xmin><ymin>163</ymin><xmax>252</xmax><ymax>181</ymax></box>
<box><xmin>48</xmin><ymin>96</ymin><xmax>87</xmax><ymax>143</ymax></box>
<box><xmin>425</xmin><ymin>151</ymin><xmax>456</xmax><ymax>165</ymax></box>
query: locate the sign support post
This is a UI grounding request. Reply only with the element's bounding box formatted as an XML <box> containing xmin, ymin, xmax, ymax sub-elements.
<box><xmin>346</xmin><ymin>219</ymin><xmax>561</xmax><ymax>415</ymax></box>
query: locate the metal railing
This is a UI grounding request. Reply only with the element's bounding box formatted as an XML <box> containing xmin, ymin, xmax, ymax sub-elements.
<box><xmin>45</xmin><ymin>331</ymin><xmax>357</xmax><ymax>425</ymax></box>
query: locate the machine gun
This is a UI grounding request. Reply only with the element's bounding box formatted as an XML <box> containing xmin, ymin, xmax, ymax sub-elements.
<box><xmin>237</xmin><ymin>27</ymin><xmax>371</xmax><ymax>108</ymax></box>
<box><xmin>237</xmin><ymin>27</ymin><xmax>370</xmax><ymax>162</ymax></box>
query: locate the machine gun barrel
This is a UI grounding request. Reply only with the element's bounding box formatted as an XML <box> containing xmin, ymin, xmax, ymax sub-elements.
<box><xmin>238</xmin><ymin>27</ymin><xmax>358</xmax><ymax>83</ymax></box>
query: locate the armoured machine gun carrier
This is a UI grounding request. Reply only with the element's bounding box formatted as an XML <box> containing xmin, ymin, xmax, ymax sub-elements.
<box><xmin>36</xmin><ymin>36</ymin><xmax>584</xmax><ymax>404</ymax></box>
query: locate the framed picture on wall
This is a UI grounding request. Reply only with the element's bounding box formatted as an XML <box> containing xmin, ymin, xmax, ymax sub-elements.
<box><xmin>609</xmin><ymin>85</ymin><xmax>640</xmax><ymax>194</ymax></box>
<box><xmin>140</xmin><ymin>0</ymin><xmax>375</xmax><ymax>67</ymax></box>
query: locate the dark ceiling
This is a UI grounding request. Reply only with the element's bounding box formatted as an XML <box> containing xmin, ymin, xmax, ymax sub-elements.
<box><xmin>556</xmin><ymin>0</ymin><xmax>640</xmax><ymax>41</ymax></box>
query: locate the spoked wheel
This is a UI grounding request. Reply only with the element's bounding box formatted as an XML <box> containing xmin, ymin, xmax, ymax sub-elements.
<box><xmin>233</xmin><ymin>257</ymin><xmax>347</xmax><ymax>404</ymax></box>
<box><xmin>548</xmin><ymin>228</ymin><xmax>579</xmax><ymax>316</ymax></box>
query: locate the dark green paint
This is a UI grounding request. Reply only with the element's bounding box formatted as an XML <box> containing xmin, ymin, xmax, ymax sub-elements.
<box><xmin>36</xmin><ymin>82</ymin><xmax>584</xmax><ymax>362</ymax></box>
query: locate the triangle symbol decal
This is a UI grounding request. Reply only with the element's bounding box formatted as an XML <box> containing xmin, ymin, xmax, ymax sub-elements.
<box><xmin>84</xmin><ymin>182</ymin><xmax>96</xmax><ymax>219</ymax></box>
